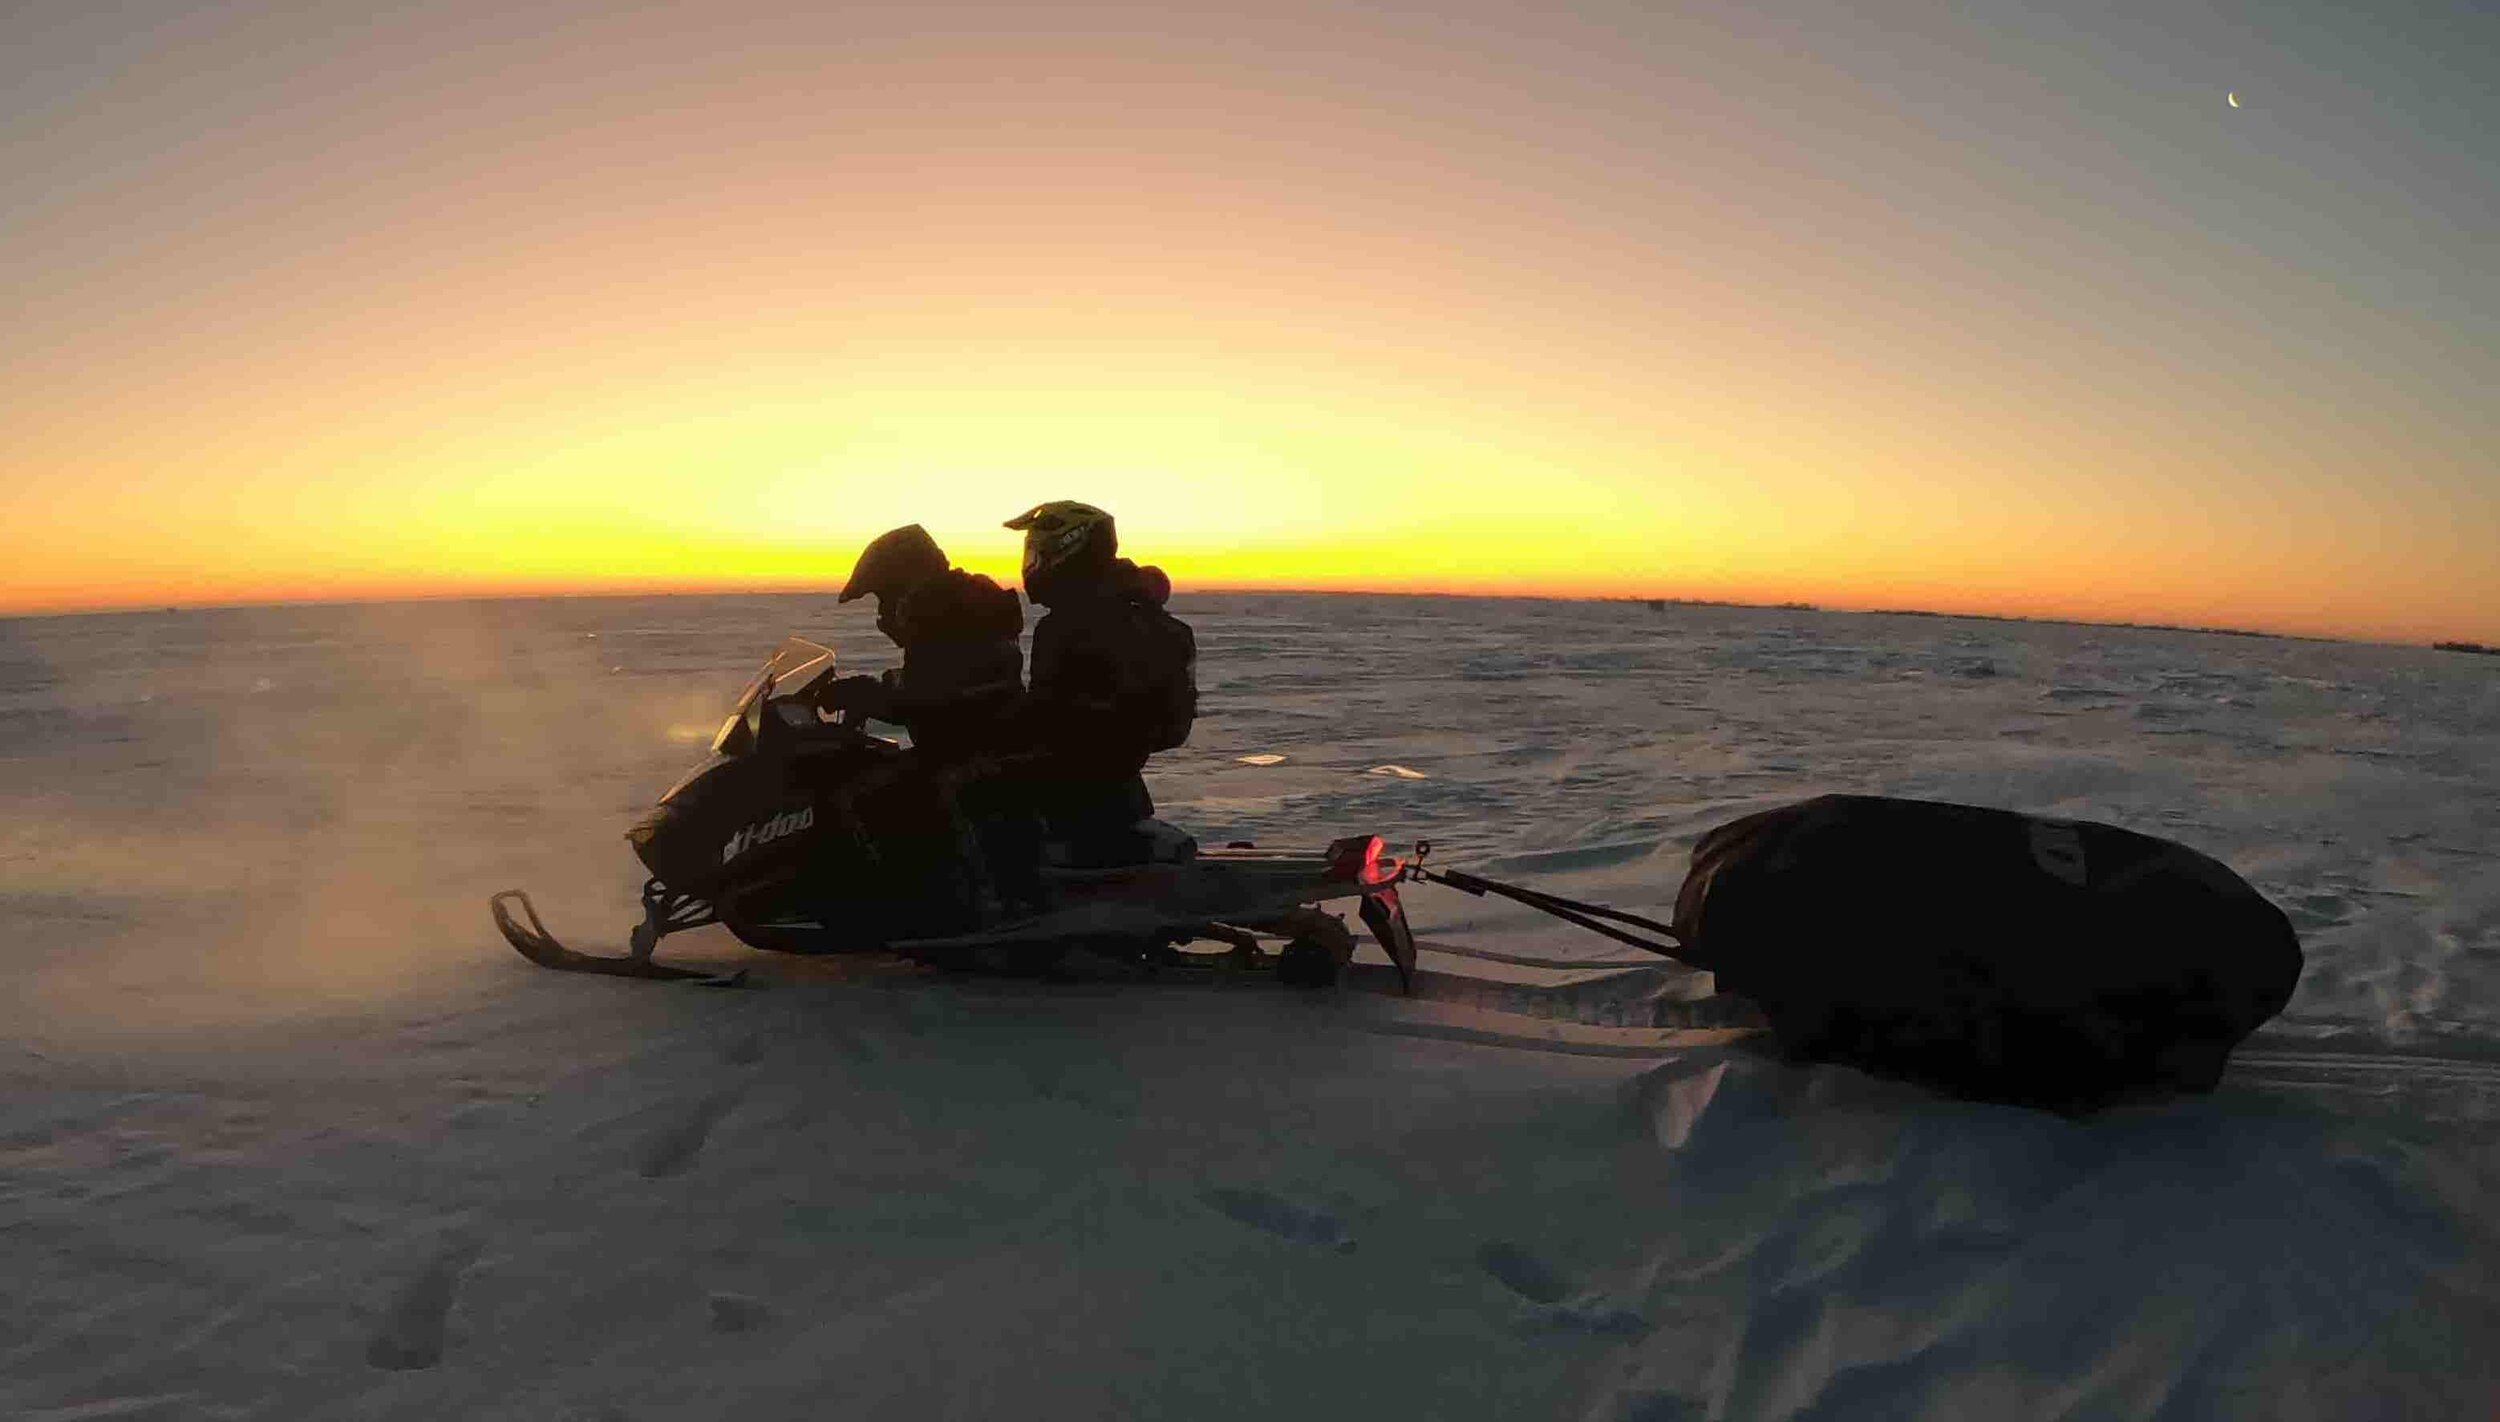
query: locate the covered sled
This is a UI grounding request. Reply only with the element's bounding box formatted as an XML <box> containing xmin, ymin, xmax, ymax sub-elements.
<box><xmin>1415</xmin><ymin>793</ymin><xmax>2304</xmax><ymax>1109</ymax></box>
<box><xmin>1669</xmin><ymin>794</ymin><xmax>2305</xmax><ymax>1108</ymax></box>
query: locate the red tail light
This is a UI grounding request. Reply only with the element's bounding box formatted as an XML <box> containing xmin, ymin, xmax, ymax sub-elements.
<box><xmin>1324</xmin><ymin>834</ymin><xmax>1395</xmax><ymax>886</ymax></box>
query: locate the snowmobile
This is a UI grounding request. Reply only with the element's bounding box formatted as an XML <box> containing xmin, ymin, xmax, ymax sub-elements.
<box><xmin>492</xmin><ymin>636</ymin><xmax>1420</xmax><ymax>990</ymax></box>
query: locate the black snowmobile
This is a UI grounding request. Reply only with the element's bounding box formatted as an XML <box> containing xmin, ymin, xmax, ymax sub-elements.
<box><xmin>493</xmin><ymin>637</ymin><xmax>1419</xmax><ymax>989</ymax></box>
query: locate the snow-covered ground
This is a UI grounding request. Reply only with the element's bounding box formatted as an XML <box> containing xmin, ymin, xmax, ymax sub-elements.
<box><xmin>5</xmin><ymin>592</ymin><xmax>2496</xmax><ymax>1419</ymax></box>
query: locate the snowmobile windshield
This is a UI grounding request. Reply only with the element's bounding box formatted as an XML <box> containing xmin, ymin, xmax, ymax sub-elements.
<box><xmin>756</xmin><ymin>636</ymin><xmax>837</xmax><ymax>705</ymax></box>
<box><xmin>711</xmin><ymin>636</ymin><xmax>837</xmax><ymax>754</ymax></box>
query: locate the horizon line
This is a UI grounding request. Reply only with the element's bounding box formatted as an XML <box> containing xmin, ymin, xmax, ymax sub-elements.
<box><xmin>0</xmin><ymin>581</ymin><xmax>2460</xmax><ymax>652</ymax></box>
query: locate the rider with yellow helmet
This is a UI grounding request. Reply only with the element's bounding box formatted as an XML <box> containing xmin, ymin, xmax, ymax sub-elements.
<box><xmin>1002</xmin><ymin>501</ymin><xmax>1197</xmax><ymax>864</ymax></box>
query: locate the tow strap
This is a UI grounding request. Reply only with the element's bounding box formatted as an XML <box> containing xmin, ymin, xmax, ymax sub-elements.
<box><xmin>1408</xmin><ymin>843</ymin><xmax>1683</xmax><ymax>958</ymax></box>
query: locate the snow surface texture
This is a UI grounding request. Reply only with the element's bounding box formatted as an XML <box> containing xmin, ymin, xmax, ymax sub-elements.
<box><xmin>3</xmin><ymin>592</ymin><xmax>2496</xmax><ymax>1419</ymax></box>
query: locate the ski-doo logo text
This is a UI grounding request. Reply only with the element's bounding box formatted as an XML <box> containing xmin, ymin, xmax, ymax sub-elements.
<box><xmin>722</xmin><ymin>807</ymin><xmax>814</xmax><ymax>864</ymax></box>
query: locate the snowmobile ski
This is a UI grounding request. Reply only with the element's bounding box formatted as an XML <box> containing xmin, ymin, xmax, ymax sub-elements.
<box><xmin>491</xmin><ymin>890</ymin><xmax>748</xmax><ymax>986</ymax></box>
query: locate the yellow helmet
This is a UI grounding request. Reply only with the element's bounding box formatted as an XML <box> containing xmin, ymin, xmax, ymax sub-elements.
<box><xmin>1003</xmin><ymin>500</ymin><xmax>1117</xmax><ymax>600</ymax></box>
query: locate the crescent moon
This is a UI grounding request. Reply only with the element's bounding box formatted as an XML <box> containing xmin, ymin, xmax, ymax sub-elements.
<box><xmin>2228</xmin><ymin>91</ymin><xmax>2241</xmax><ymax>107</ymax></box>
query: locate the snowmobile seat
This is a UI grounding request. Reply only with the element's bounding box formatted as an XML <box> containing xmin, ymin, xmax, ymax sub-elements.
<box><xmin>1041</xmin><ymin>817</ymin><xmax>1199</xmax><ymax>870</ymax></box>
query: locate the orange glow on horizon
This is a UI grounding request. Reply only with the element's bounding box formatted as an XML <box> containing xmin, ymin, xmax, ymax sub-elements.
<box><xmin>8</xmin><ymin>528</ymin><xmax>2482</xmax><ymax>647</ymax></box>
<box><xmin>6</xmin><ymin>4</ymin><xmax>2495</xmax><ymax>647</ymax></box>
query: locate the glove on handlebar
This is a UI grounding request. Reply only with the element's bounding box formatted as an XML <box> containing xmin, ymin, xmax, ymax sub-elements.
<box><xmin>818</xmin><ymin>674</ymin><xmax>894</xmax><ymax>720</ymax></box>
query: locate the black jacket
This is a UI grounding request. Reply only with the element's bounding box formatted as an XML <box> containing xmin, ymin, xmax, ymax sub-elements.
<box><xmin>851</xmin><ymin>569</ymin><xmax>1025</xmax><ymax>760</ymax></box>
<box><xmin>1022</xmin><ymin>559</ymin><xmax>1196</xmax><ymax>773</ymax></box>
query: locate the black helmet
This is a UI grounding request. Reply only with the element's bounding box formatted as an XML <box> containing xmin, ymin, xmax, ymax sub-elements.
<box><xmin>1003</xmin><ymin>500</ymin><xmax>1115</xmax><ymax>603</ymax></box>
<box><xmin>839</xmin><ymin>524</ymin><xmax>948</xmax><ymax>604</ymax></box>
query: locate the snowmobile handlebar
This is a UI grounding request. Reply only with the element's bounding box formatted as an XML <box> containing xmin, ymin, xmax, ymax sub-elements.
<box><xmin>1406</xmin><ymin>841</ymin><xmax>1686</xmax><ymax>960</ymax></box>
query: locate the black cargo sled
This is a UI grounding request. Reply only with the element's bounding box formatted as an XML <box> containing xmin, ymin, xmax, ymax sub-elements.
<box><xmin>1413</xmin><ymin>794</ymin><xmax>2305</xmax><ymax>1109</ymax></box>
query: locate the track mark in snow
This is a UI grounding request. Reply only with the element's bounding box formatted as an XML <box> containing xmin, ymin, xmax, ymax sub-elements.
<box><xmin>1200</xmin><ymin>1187</ymin><xmax>1356</xmax><ymax>1251</ymax></box>
<box><xmin>16</xmin><ymin>1391</ymin><xmax>199</xmax><ymax>1419</ymax></box>
<box><xmin>708</xmin><ymin>1291</ymin><xmax>772</xmax><ymax>1333</ymax></box>
<box><xmin>1413</xmin><ymin>936</ymin><xmax>1660</xmax><ymax>971</ymax></box>
<box><xmin>365</xmin><ymin>1235</ymin><xmax>480</xmax><ymax>1370</ymax></box>
<box><xmin>2289</xmin><ymin>891</ymin><xmax>2355</xmax><ymax>929</ymax></box>
<box><xmin>1477</xmin><ymin>1241</ymin><xmax>1648</xmax><ymax>1336</ymax></box>
<box><xmin>1607</xmin><ymin>1390</ymin><xmax>1706</xmax><ymax>1421</ymax></box>
<box><xmin>1477</xmin><ymin>1241</ymin><xmax>1570</xmax><ymax>1303</ymax></box>
<box><xmin>1360</xmin><ymin>1017</ymin><xmax>1697</xmax><ymax>1059</ymax></box>
<box><xmin>639</xmin><ymin>1086</ymin><xmax>742</xmax><ymax>1178</ymax></box>
<box><xmin>1529</xmin><ymin>1298</ymin><xmax>1648</xmax><ymax>1337</ymax></box>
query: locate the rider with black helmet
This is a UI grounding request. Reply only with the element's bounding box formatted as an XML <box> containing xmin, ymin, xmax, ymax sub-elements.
<box><xmin>822</xmin><ymin>524</ymin><xmax>1030</xmax><ymax>920</ymax></box>
<box><xmin>824</xmin><ymin>524</ymin><xmax>1024</xmax><ymax>760</ymax></box>
<box><xmin>1002</xmin><ymin>501</ymin><xmax>1198</xmax><ymax>863</ymax></box>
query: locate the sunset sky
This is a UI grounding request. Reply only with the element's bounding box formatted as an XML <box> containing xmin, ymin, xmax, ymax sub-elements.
<box><xmin>6</xmin><ymin>1</ymin><xmax>2494</xmax><ymax>641</ymax></box>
